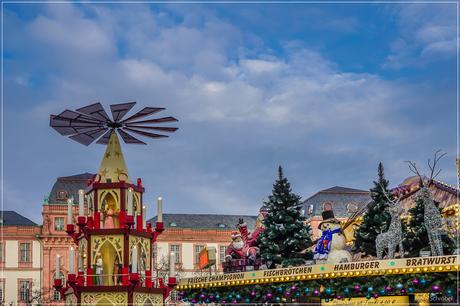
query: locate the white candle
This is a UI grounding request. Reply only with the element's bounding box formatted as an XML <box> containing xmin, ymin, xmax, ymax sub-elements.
<box><xmin>78</xmin><ymin>251</ymin><xmax>83</xmax><ymax>272</ymax></box>
<box><xmin>69</xmin><ymin>247</ymin><xmax>75</xmax><ymax>274</ymax></box>
<box><xmin>169</xmin><ymin>251</ymin><xmax>175</xmax><ymax>277</ymax></box>
<box><xmin>142</xmin><ymin>205</ymin><xmax>146</xmax><ymax>228</ymax></box>
<box><xmin>157</xmin><ymin>197</ymin><xmax>163</xmax><ymax>223</ymax></box>
<box><xmin>131</xmin><ymin>247</ymin><xmax>138</xmax><ymax>273</ymax></box>
<box><xmin>127</xmin><ymin>188</ymin><xmax>133</xmax><ymax>215</ymax></box>
<box><xmin>67</xmin><ymin>198</ymin><xmax>73</xmax><ymax>225</ymax></box>
<box><xmin>56</xmin><ymin>255</ymin><xmax>60</xmax><ymax>279</ymax></box>
<box><xmin>78</xmin><ymin>190</ymin><xmax>84</xmax><ymax>216</ymax></box>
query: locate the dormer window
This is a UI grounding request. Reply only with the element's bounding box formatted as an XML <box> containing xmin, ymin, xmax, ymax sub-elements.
<box><xmin>56</xmin><ymin>191</ymin><xmax>68</xmax><ymax>201</ymax></box>
<box><xmin>218</xmin><ymin>223</ymin><xmax>226</xmax><ymax>228</ymax></box>
<box><xmin>170</xmin><ymin>222</ymin><xmax>177</xmax><ymax>227</ymax></box>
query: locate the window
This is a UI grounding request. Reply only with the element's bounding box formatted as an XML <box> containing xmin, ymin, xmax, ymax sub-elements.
<box><xmin>0</xmin><ymin>243</ymin><xmax>3</xmax><ymax>262</ymax></box>
<box><xmin>194</xmin><ymin>245</ymin><xmax>205</xmax><ymax>264</ymax></box>
<box><xmin>55</xmin><ymin>217</ymin><xmax>65</xmax><ymax>231</ymax></box>
<box><xmin>19</xmin><ymin>243</ymin><xmax>31</xmax><ymax>263</ymax></box>
<box><xmin>169</xmin><ymin>245</ymin><xmax>181</xmax><ymax>264</ymax></box>
<box><xmin>53</xmin><ymin>277</ymin><xmax>65</xmax><ymax>300</ymax></box>
<box><xmin>219</xmin><ymin>246</ymin><xmax>227</xmax><ymax>263</ymax></box>
<box><xmin>56</xmin><ymin>191</ymin><xmax>68</xmax><ymax>201</ymax></box>
<box><xmin>218</xmin><ymin>223</ymin><xmax>226</xmax><ymax>228</ymax></box>
<box><xmin>19</xmin><ymin>280</ymin><xmax>31</xmax><ymax>302</ymax></box>
<box><xmin>53</xmin><ymin>289</ymin><xmax>61</xmax><ymax>300</ymax></box>
<box><xmin>170</xmin><ymin>222</ymin><xmax>177</xmax><ymax>227</ymax></box>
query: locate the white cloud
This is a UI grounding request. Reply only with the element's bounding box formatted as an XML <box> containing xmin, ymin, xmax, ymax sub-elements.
<box><xmin>383</xmin><ymin>3</ymin><xmax>456</xmax><ymax>69</ymax></box>
<box><xmin>4</xmin><ymin>4</ymin><xmax>456</xmax><ymax>219</ymax></box>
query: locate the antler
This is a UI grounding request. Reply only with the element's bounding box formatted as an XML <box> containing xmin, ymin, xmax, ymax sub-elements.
<box><xmin>379</xmin><ymin>183</ymin><xmax>401</xmax><ymax>206</ymax></box>
<box><xmin>405</xmin><ymin>160</ymin><xmax>423</xmax><ymax>180</ymax></box>
<box><xmin>428</xmin><ymin>149</ymin><xmax>446</xmax><ymax>181</ymax></box>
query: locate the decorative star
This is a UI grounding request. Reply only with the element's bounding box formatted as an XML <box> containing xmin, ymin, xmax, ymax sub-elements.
<box><xmin>115</xmin><ymin>151</ymin><xmax>121</xmax><ymax>157</ymax></box>
<box><xmin>105</xmin><ymin>152</ymin><xmax>111</xmax><ymax>159</ymax></box>
<box><xmin>115</xmin><ymin>168</ymin><xmax>125</xmax><ymax>176</ymax></box>
<box><xmin>100</xmin><ymin>168</ymin><xmax>108</xmax><ymax>177</ymax></box>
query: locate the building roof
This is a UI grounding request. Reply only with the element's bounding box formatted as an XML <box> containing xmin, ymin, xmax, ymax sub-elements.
<box><xmin>301</xmin><ymin>186</ymin><xmax>371</xmax><ymax>218</ymax></box>
<box><xmin>395</xmin><ymin>176</ymin><xmax>459</xmax><ymax>212</ymax></box>
<box><xmin>319</xmin><ymin>186</ymin><xmax>370</xmax><ymax>194</ymax></box>
<box><xmin>148</xmin><ymin>214</ymin><xmax>258</xmax><ymax>230</ymax></box>
<box><xmin>0</xmin><ymin>211</ymin><xmax>38</xmax><ymax>226</ymax></box>
<box><xmin>47</xmin><ymin>172</ymin><xmax>95</xmax><ymax>205</ymax></box>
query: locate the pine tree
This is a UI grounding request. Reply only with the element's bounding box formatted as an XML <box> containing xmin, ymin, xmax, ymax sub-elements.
<box><xmin>403</xmin><ymin>184</ymin><xmax>455</xmax><ymax>257</ymax></box>
<box><xmin>258</xmin><ymin>166</ymin><xmax>312</xmax><ymax>268</ymax></box>
<box><xmin>353</xmin><ymin>162</ymin><xmax>392</xmax><ymax>257</ymax></box>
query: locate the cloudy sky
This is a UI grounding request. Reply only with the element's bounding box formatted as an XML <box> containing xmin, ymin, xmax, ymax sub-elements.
<box><xmin>3</xmin><ymin>2</ymin><xmax>457</xmax><ymax>223</ymax></box>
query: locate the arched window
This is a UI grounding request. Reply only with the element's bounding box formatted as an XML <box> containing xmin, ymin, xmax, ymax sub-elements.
<box><xmin>323</xmin><ymin>201</ymin><xmax>333</xmax><ymax>211</ymax></box>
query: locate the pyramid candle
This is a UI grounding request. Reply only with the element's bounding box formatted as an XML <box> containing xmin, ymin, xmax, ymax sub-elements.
<box><xmin>67</xmin><ymin>198</ymin><xmax>73</xmax><ymax>225</ymax></box>
<box><xmin>142</xmin><ymin>205</ymin><xmax>146</xmax><ymax>228</ymax></box>
<box><xmin>131</xmin><ymin>247</ymin><xmax>138</xmax><ymax>273</ymax></box>
<box><xmin>69</xmin><ymin>247</ymin><xmax>75</xmax><ymax>274</ymax></box>
<box><xmin>169</xmin><ymin>251</ymin><xmax>175</xmax><ymax>277</ymax></box>
<box><xmin>56</xmin><ymin>254</ymin><xmax>61</xmax><ymax>278</ymax></box>
<box><xmin>157</xmin><ymin>197</ymin><xmax>163</xmax><ymax>223</ymax></box>
<box><xmin>127</xmin><ymin>188</ymin><xmax>133</xmax><ymax>215</ymax></box>
<box><xmin>78</xmin><ymin>190</ymin><xmax>84</xmax><ymax>216</ymax></box>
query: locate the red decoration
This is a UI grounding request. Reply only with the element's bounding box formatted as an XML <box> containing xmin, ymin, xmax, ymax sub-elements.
<box><xmin>137</xmin><ymin>178</ymin><xmax>142</xmax><ymax>186</ymax></box>
<box><xmin>119</xmin><ymin>210</ymin><xmax>127</xmax><ymax>228</ymax></box>
<box><xmin>68</xmin><ymin>273</ymin><xmax>77</xmax><ymax>284</ymax></box>
<box><xmin>145</xmin><ymin>270</ymin><xmax>152</xmax><ymax>288</ymax></box>
<box><xmin>77</xmin><ymin>216</ymin><xmax>86</xmax><ymax>227</ymax></box>
<box><xmin>136</xmin><ymin>214</ymin><xmax>143</xmax><ymax>231</ymax></box>
<box><xmin>86</xmin><ymin>216</ymin><xmax>94</xmax><ymax>229</ymax></box>
<box><xmin>122</xmin><ymin>267</ymin><xmax>129</xmax><ymax>286</ymax></box>
<box><xmin>130</xmin><ymin>273</ymin><xmax>140</xmax><ymax>287</ymax></box>
<box><xmin>86</xmin><ymin>268</ymin><xmax>94</xmax><ymax>286</ymax></box>
<box><xmin>66</xmin><ymin>224</ymin><xmax>75</xmax><ymax>234</ymax></box>
<box><xmin>94</xmin><ymin>212</ymin><xmax>101</xmax><ymax>229</ymax></box>
<box><xmin>77</xmin><ymin>272</ymin><xmax>84</xmax><ymax>286</ymax></box>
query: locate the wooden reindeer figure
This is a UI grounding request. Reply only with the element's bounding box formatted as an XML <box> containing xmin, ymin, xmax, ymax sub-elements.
<box><xmin>406</xmin><ymin>150</ymin><xmax>446</xmax><ymax>257</ymax></box>
<box><xmin>376</xmin><ymin>186</ymin><xmax>404</xmax><ymax>259</ymax></box>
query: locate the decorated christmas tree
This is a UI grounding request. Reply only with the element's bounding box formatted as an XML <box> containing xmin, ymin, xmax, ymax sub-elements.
<box><xmin>353</xmin><ymin>162</ymin><xmax>391</xmax><ymax>257</ymax></box>
<box><xmin>258</xmin><ymin>166</ymin><xmax>312</xmax><ymax>268</ymax></box>
<box><xmin>403</xmin><ymin>180</ymin><xmax>455</xmax><ymax>257</ymax></box>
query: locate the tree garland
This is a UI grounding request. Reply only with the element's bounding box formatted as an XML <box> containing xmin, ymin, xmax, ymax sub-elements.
<box><xmin>179</xmin><ymin>273</ymin><xmax>458</xmax><ymax>304</ymax></box>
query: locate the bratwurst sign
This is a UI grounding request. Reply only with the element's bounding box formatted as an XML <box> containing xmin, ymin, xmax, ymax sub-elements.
<box><xmin>178</xmin><ymin>255</ymin><xmax>458</xmax><ymax>288</ymax></box>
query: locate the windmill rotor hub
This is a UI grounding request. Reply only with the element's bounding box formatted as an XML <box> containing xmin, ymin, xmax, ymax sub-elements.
<box><xmin>107</xmin><ymin>122</ymin><xmax>122</xmax><ymax>129</ymax></box>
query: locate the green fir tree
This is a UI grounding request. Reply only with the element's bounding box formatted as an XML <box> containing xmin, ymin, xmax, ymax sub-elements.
<box><xmin>258</xmin><ymin>166</ymin><xmax>312</xmax><ymax>268</ymax></box>
<box><xmin>403</xmin><ymin>182</ymin><xmax>455</xmax><ymax>257</ymax></box>
<box><xmin>353</xmin><ymin>162</ymin><xmax>392</xmax><ymax>257</ymax></box>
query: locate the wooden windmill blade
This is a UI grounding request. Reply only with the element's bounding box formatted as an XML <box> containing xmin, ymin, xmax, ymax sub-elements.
<box><xmin>50</xmin><ymin>101</ymin><xmax>179</xmax><ymax>145</ymax></box>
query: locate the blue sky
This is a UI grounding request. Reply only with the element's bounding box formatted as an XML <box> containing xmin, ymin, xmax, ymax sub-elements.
<box><xmin>3</xmin><ymin>2</ymin><xmax>458</xmax><ymax>223</ymax></box>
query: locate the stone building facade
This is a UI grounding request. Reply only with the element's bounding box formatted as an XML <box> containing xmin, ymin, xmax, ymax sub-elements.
<box><xmin>40</xmin><ymin>172</ymin><xmax>93</xmax><ymax>304</ymax></box>
<box><xmin>0</xmin><ymin>211</ymin><xmax>41</xmax><ymax>306</ymax></box>
<box><xmin>148</xmin><ymin>214</ymin><xmax>257</xmax><ymax>278</ymax></box>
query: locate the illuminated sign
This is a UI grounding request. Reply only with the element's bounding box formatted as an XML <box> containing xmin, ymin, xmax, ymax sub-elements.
<box><xmin>178</xmin><ymin>255</ymin><xmax>458</xmax><ymax>288</ymax></box>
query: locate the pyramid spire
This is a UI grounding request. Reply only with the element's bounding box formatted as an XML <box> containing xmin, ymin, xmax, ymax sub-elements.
<box><xmin>97</xmin><ymin>131</ymin><xmax>131</xmax><ymax>183</ymax></box>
